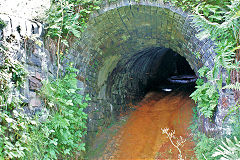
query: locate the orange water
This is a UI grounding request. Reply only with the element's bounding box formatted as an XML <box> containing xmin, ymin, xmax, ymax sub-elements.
<box><xmin>111</xmin><ymin>92</ymin><xmax>196</xmax><ymax>159</ymax></box>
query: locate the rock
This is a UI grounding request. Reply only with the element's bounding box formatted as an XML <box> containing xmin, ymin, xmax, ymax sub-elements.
<box><xmin>29</xmin><ymin>97</ymin><xmax>41</xmax><ymax>107</ymax></box>
<box><xmin>28</xmin><ymin>54</ymin><xmax>42</xmax><ymax>67</ymax></box>
<box><xmin>35</xmin><ymin>72</ymin><xmax>42</xmax><ymax>80</ymax></box>
<box><xmin>29</xmin><ymin>76</ymin><xmax>42</xmax><ymax>91</ymax></box>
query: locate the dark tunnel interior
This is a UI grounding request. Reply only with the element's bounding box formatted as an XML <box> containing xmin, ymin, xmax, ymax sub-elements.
<box><xmin>107</xmin><ymin>47</ymin><xmax>197</xmax><ymax>112</ymax></box>
<box><xmin>143</xmin><ymin>47</ymin><xmax>196</xmax><ymax>94</ymax></box>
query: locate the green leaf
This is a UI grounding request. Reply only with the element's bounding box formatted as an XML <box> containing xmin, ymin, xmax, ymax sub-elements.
<box><xmin>70</xmin><ymin>28</ymin><xmax>81</xmax><ymax>38</ymax></box>
<box><xmin>66</xmin><ymin>100</ymin><xmax>73</xmax><ymax>106</ymax></box>
<box><xmin>85</xmin><ymin>94</ymin><xmax>91</xmax><ymax>101</ymax></box>
<box><xmin>61</xmin><ymin>39</ymin><xmax>69</xmax><ymax>47</ymax></box>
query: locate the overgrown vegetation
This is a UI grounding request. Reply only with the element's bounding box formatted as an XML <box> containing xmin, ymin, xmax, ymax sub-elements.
<box><xmin>190</xmin><ymin>67</ymin><xmax>219</xmax><ymax>118</ymax></box>
<box><xmin>1</xmin><ymin>0</ymin><xmax>240</xmax><ymax>159</ymax></box>
<box><xmin>0</xmin><ymin>44</ymin><xmax>29</xmax><ymax>159</ymax></box>
<box><xmin>0</xmin><ymin>19</ymin><xmax>6</xmax><ymax>30</ymax></box>
<box><xmin>166</xmin><ymin>0</ymin><xmax>240</xmax><ymax>159</ymax></box>
<box><xmin>45</xmin><ymin>0</ymin><xmax>101</xmax><ymax>77</ymax></box>
<box><xmin>189</xmin><ymin>107</ymin><xmax>222</xmax><ymax>159</ymax></box>
<box><xmin>24</xmin><ymin>65</ymin><xmax>90</xmax><ymax>160</ymax></box>
<box><xmin>212</xmin><ymin>136</ymin><xmax>240</xmax><ymax>159</ymax></box>
<box><xmin>0</xmin><ymin>0</ymin><xmax>98</xmax><ymax>158</ymax></box>
<box><xmin>0</xmin><ymin>48</ymin><xmax>90</xmax><ymax>159</ymax></box>
<box><xmin>171</xmin><ymin>0</ymin><xmax>240</xmax><ymax>119</ymax></box>
<box><xmin>168</xmin><ymin>0</ymin><xmax>240</xmax><ymax>117</ymax></box>
<box><xmin>190</xmin><ymin>106</ymin><xmax>240</xmax><ymax>159</ymax></box>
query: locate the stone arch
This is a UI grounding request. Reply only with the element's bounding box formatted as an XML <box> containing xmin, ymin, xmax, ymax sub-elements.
<box><xmin>69</xmin><ymin>0</ymin><xmax>216</xmax><ymax>134</ymax></box>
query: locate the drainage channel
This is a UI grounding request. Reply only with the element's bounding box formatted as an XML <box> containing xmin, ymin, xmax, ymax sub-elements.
<box><xmin>87</xmin><ymin>88</ymin><xmax>196</xmax><ymax>159</ymax></box>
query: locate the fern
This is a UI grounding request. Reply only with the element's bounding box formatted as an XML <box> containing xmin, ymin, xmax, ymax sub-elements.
<box><xmin>190</xmin><ymin>82</ymin><xmax>219</xmax><ymax>118</ymax></box>
<box><xmin>215</xmin><ymin>42</ymin><xmax>238</xmax><ymax>70</ymax></box>
<box><xmin>223</xmin><ymin>82</ymin><xmax>240</xmax><ymax>91</ymax></box>
<box><xmin>198</xmin><ymin>66</ymin><xmax>210</xmax><ymax>78</ymax></box>
<box><xmin>212</xmin><ymin>137</ymin><xmax>240</xmax><ymax>160</ymax></box>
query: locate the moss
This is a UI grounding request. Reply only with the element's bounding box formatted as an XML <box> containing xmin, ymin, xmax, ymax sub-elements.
<box><xmin>0</xmin><ymin>19</ymin><xmax>6</xmax><ymax>30</ymax></box>
<box><xmin>97</xmin><ymin>55</ymin><xmax>121</xmax><ymax>87</ymax></box>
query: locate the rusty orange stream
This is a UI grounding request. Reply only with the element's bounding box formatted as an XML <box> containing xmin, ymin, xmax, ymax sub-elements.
<box><xmin>111</xmin><ymin>92</ymin><xmax>196</xmax><ymax>159</ymax></box>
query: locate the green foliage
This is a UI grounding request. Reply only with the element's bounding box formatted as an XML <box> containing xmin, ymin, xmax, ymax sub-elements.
<box><xmin>32</xmin><ymin>64</ymin><xmax>90</xmax><ymax>159</ymax></box>
<box><xmin>0</xmin><ymin>48</ymin><xmax>27</xmax><ymax>96</ymax></box>
<box><xmin>212</xmin><ymin>137</ymin><xmax>240</xmax><ymax>159</ymax></box>
<box><xmin>190</xmin><ymin>107</ymin><xmax>222</xmax><ymax>160</ymax></box>
<box><xmin>0</xmin><ymin>46</ymin><xmax>29</xmax><ymax>159</ymax></box>
<box><xmin>191</xmin><ymin>106</ymin><xmax>240</xmax><ymax>160</ymax></box>
<box><xmin>223</xmin><ymin>82</ymin><xmax>240</xmax><ymax>91</ymax></box>
<box><xmin>188</xmin><ymin>1</ymin><xmax>240</xmax><ymax>158</ymax></box>
<box><xmin>190</xmin><ymin>66</ymin><xmax>220</xmax><ymax>118</ymax></box>
<box><xmin>1</xmin><ymin>42</ymin><xmax>89</xmax><ymax>159</ymax></box>
<box><xmin>174</xmin><ymin>0</ymin><xmax>240</xmax><ymax>119</ymax></box>
<box><xmin>191</xmin><ymin>80</ymin><xmax>219</xmax><ymax>118</ymax></box>
<box><xmin>168</xmin><ymin>0</ymin><xmax>240</xmax><ymax>119</ymax></box>
<box><xmin>194</xmin><ymin>133</ymin><xmax>221</xmax><ymax>160</ymax></box>
<box><xmin>164</xmin><ymin>0</ymin><xmax>230</xmax><ymax>13</ymax></box>
<box><xmin>46</xmin><ymin>0</ymin><xmax>101</xmax><ymax>47</ymax></box>
<box><xmin>0</xmin><ymin>19</ymin><xmax>6</xmax><ymax>30</ymax></box>
<box><xmin>45</xmin><ymin>0</ymin><xmax>101</xmax><ymax>78</ymax></box>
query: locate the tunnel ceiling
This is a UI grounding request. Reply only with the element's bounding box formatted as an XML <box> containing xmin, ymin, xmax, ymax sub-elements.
<box><xmin>70</xmin><ymin>0</ymin><xmax>217</xmax><ymax>114</ymax></box>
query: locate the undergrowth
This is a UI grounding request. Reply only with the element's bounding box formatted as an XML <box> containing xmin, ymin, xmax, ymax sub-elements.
<box><xmin>167</xmin><ymin>0</ymin><xmax>240</xmax><ymax>118</ymax></box>
<box><xmin>165</xmin><ymin>1</ymin><xmax>240</xmax><ymax>159</ymax></box>
<box><xmin>24</xmin><ymin>65</ymin><xmax>90</xmax><ymax>159</ymax></box>
<box><xmin>0</xmin><ymin>45</ymin><xmax>29</xmax><ymax>159</ymax></box>
<box><xmin>1</xmin><ymin>0</ymin><xmax>98</xmax><ymax>158</ymax></box>
<box><xmin>0</xmin><ymin>49</ymin><xmax>90</xmax><ymax>159</ymax></box>
<box><xmin>190</xmin><ymin>106</ymin><xmax>240</xmax><ymax>159</ymax></box>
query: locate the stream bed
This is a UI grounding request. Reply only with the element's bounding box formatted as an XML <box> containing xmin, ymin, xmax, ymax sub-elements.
<box><xmin>87</xmin><ymin>91</ymin><xmax>196</xmax><ymax>159</ymax></box>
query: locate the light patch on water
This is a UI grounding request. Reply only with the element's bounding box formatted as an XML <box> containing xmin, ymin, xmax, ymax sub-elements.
<box><xmin>162</xmin><ymin>88</ymin><xmax>172</xmax><ymax>92</ymax></box>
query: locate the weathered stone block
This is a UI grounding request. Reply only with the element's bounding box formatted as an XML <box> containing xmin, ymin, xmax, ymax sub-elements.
<box><xmin>29</xmin><ymin>76</ymin><xmax>42</xmax><ymax>91</ymax></box>
<box><xmin>29</xmin><ymin>97</ymin><xmax>41</xmax><ymax>107</ymax></box>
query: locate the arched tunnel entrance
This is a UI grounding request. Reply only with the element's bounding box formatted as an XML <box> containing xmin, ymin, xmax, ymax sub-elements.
<box><xmin>106</xmin><ymin>47</ymin><xmax>197</xmax><ymax>114</ymax></box>
<box><xmin>69</xmin><ymin>1</ymin><xmax>217</xmax><ymax>157</ymax></box>
<box><xmin>100</xmin><ymin>47</ymin><xmax>197</xmax><ymax>158</ymax></box>
<box><xmin>85</xmin><ymin>45</ymin><xmax>197</xmax><ymax>158</ymax></box>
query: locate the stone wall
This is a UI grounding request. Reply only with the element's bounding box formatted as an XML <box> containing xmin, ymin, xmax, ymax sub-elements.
<box><xmin>0</xmin><ymin>14</ymin><xmax>54</xmax><ymax>116</ymax></box>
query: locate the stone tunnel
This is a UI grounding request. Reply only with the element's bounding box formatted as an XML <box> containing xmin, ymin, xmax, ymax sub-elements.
<box><xmin>0</xmin><ymin>0</ymin><xmax>237</xmax><ymax>154</ymax></box>
<box><xmin>66</xmin><ymin>1</ymin><xmax>219</xmax><ymax>141</ymax></box>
